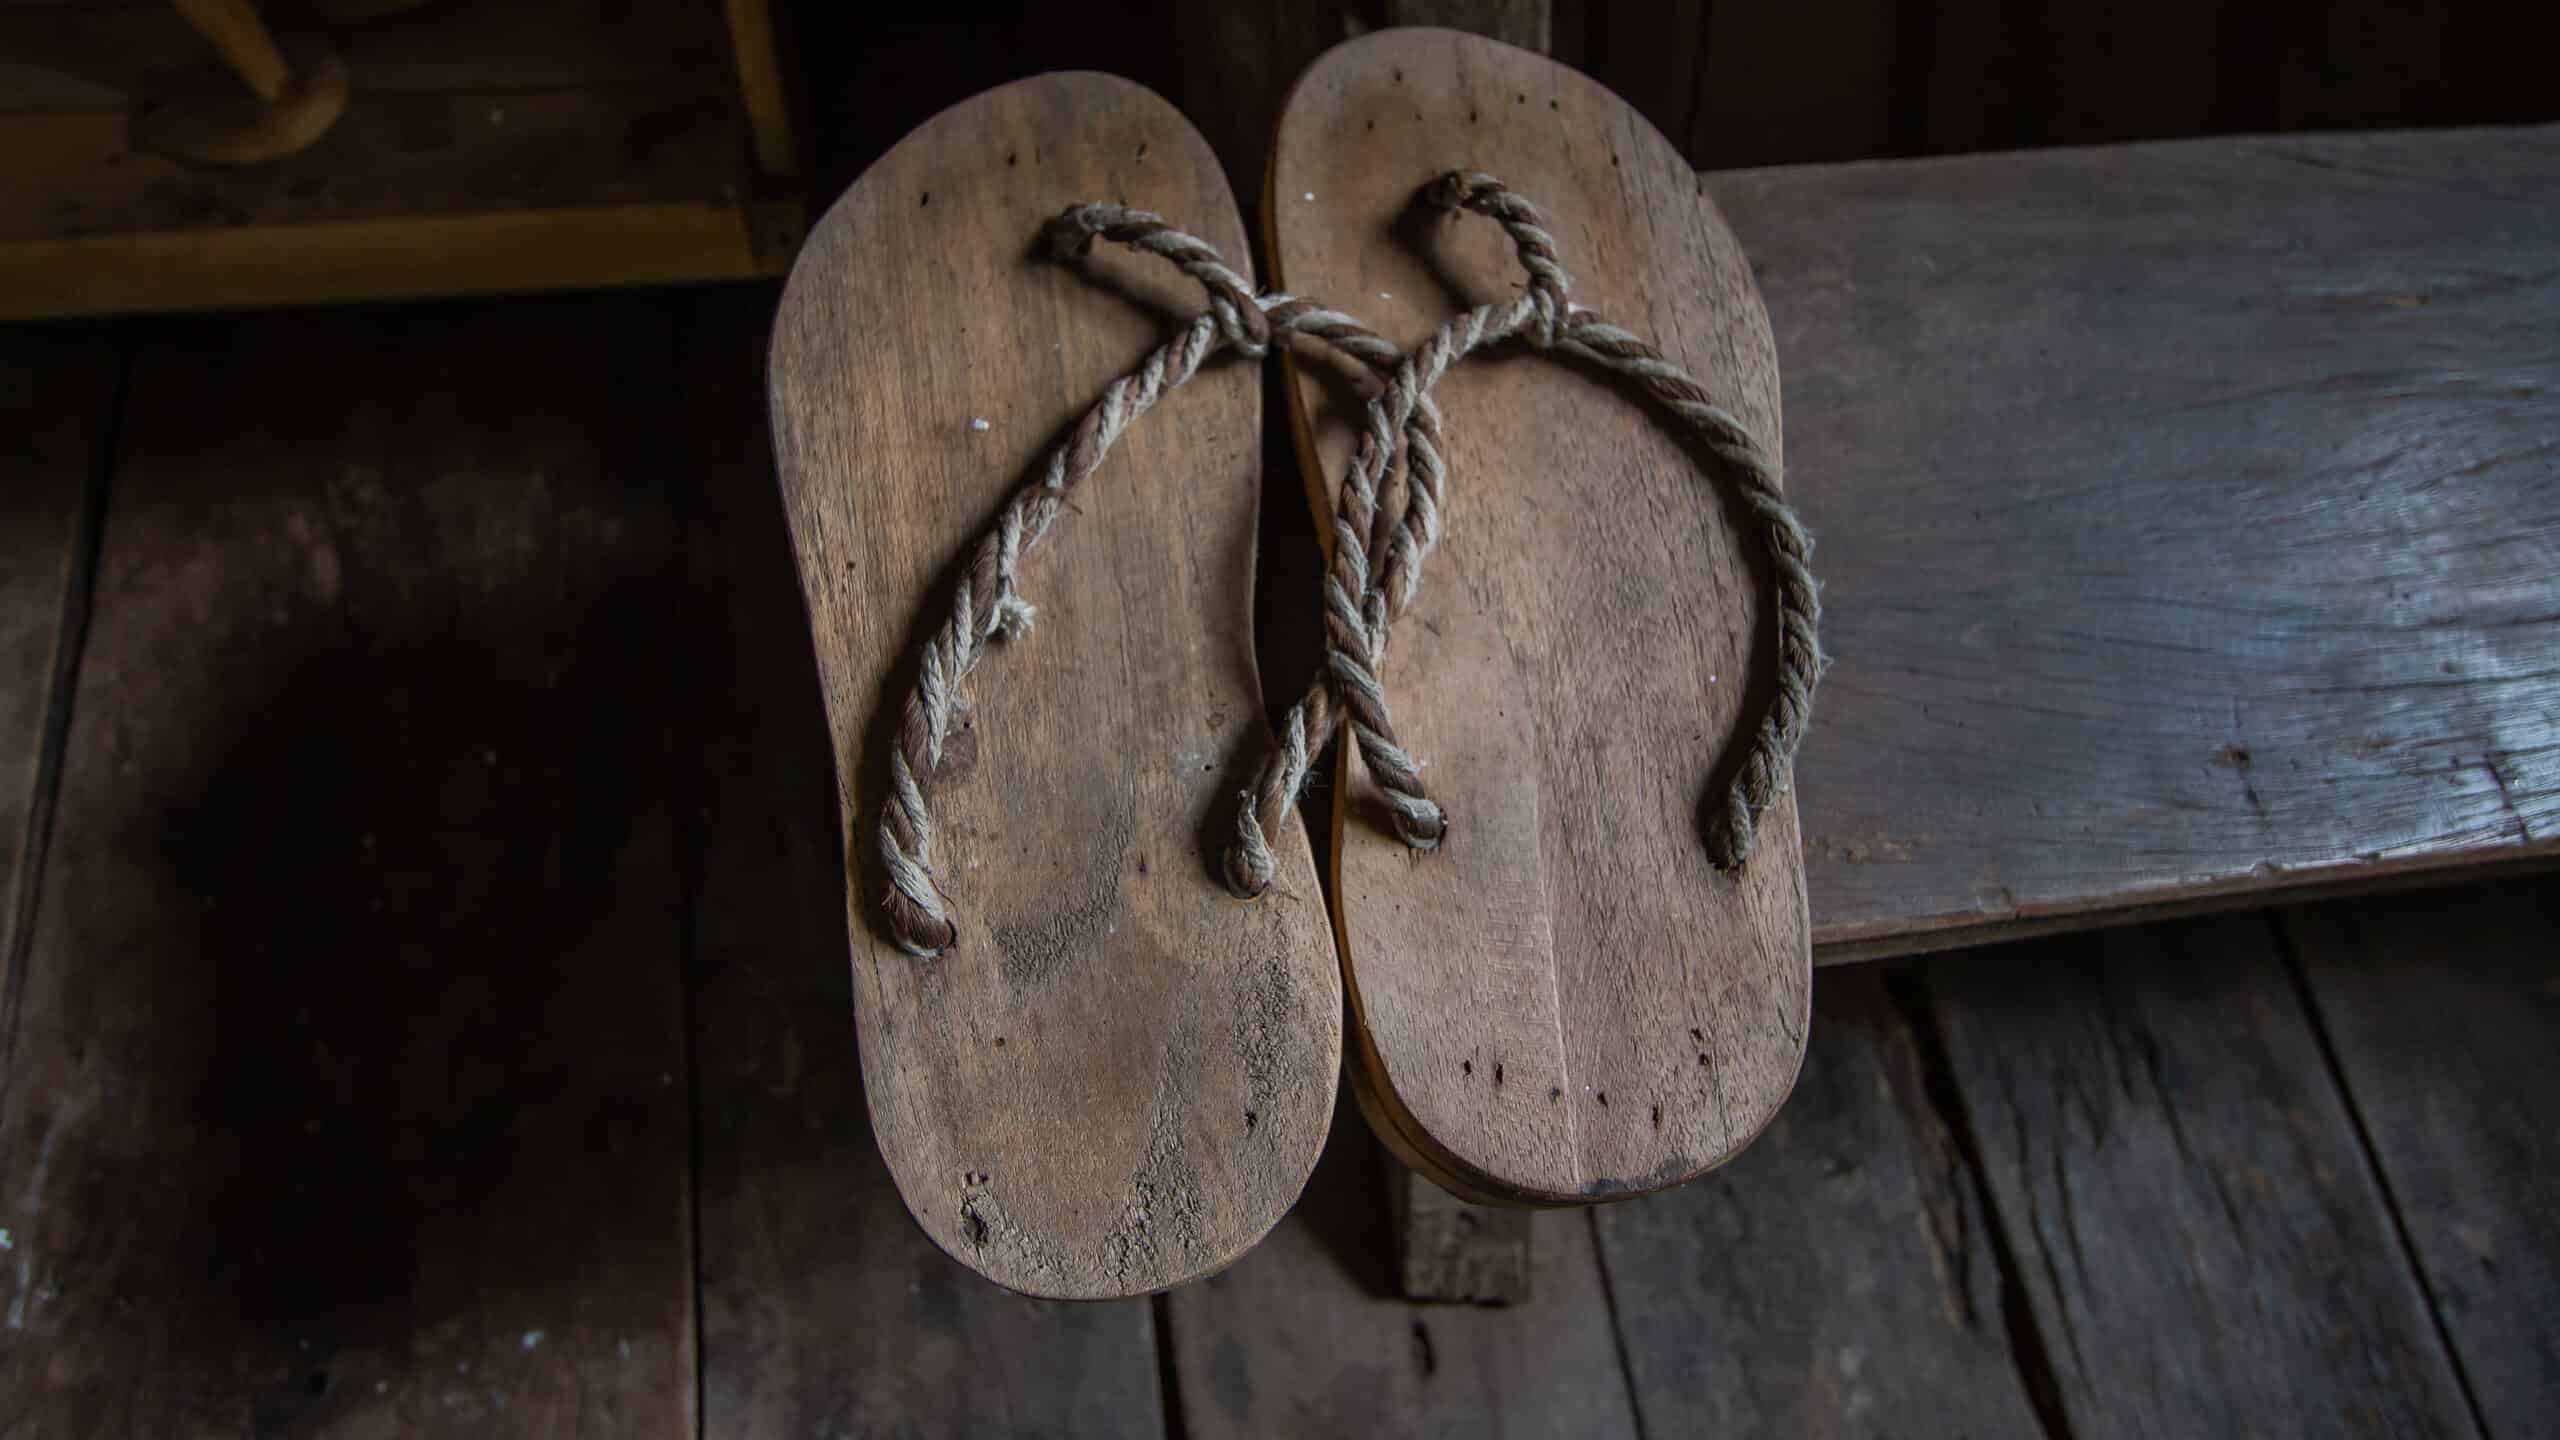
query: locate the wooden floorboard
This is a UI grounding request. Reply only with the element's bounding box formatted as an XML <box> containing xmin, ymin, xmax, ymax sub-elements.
<box><xmin>1163</xmin><ymin>1092</ymin><xmax>1638</xmax><ymax>1439</ymax></box>
<box><xmin>0</xmin><ymin>298</ymin><xmax>696</xmax><ymax>1435</ymax></box>
<box><xmin>677</xmin><ymin>290</ymin><xmax>1164</xmax><ymax>1437</ymax></box>
<box><xmin>1914</xmin><ymin>914</ymin><xmax>2476</xmax><ymax>1437</ymax></box>
<box><xmin>1594</xmin><ymin>969</ymin><xmax>2048</xmax><ymax>1437</ymax></box>
<box><xmin>0</xmin><ymin>324</ymin><xmax>118</xmax><ymax>1063</ymax></box>
<box><xmin>1717</xmin><ymin>126</ymin><xmax>2560</xmax><ymax>959</ymax></box>
<box><xmin>2283</xmin><ymin>878</ymin><xmax>2557</xmax><ymax>1440</ymax></box>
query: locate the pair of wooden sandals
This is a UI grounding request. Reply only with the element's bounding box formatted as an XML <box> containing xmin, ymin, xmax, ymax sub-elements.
<box><xmin>769</xmin><ymin>30</ymin><xmax>1813</xmax><ymax>1299</ymax></box>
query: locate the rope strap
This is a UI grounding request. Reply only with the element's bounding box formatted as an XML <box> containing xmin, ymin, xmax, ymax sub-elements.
<box><xmin>876</xmin><ymin>174</ymin><xmax>1820</xmax><ymax>960</ymax></box>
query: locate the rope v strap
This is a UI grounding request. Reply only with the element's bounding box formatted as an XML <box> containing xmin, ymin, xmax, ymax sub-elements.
<box><xmin>873</xmin><ymin>174</ymin><xmax>1818</xmax><ymax>958</ymax></box>
<box><xmin>1221</xmin><ymin>171</ymin><xmax>1823</xmax><ymax>898</ymax></box>
<box><xmin>876</xmin><ymin>204</ymin><xmax>1444</xmax><ymax>960</ymax></box>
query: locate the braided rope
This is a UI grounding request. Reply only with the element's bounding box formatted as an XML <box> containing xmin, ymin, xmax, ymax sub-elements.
<box><xmin>879</xmin><ymin>175</ymin><xmax>1820</xmax><ymax>957</ymax></box>
<box><xmin>1222</xmin><ymin>171</ymin><xmax>1822</xmax><ymax>895</ymax></box>
<box><xmin>879</xmin><ymin>205</ymin><xmax>1433</xmax><ymax>958</ymax></box>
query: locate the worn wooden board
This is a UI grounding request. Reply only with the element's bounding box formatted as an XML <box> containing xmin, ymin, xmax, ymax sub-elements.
<box><xmin>1715</xmin><ymin>126</ymin><xmax>2560</xmax><ymax>960</ymax></box>
<box><xmin>770</xmin><ymin>73</ymin><xmax>1340</xmax><ymax>1298</ymax></box>
<box><xmin>0</xmin><ymin>3</ymin><xmax>787</xmax><ymax>317</ymax></box>
<box><xmin>681</xmin><ymin>290</ymin><xmax>1164</xmax><ymax>1431</ymax></box>
<box><xmin>1169</xmin><ymin>2</ymin><xmax>1552</xmax><ymax>195</ymax></box>
<box><xmin>0</xmin><ymin>299</ymin><xmax>695</xmax><ymax>1435</ymax></box>
<box><xmin>0</xmin><ymin>326</ymin><xmax>118</xmax><ymax>1044</ymax></box>
<box><xmin>1163</xmin><ymin>1091</ymin><xmax>1637</xmax><ymax>1438</ymax></box>
<box><xmin>0</xmin><ymin>0</ymin><xmax>732</xmax><ymax>110</ymax></box>
<box><xmin>2284</xmin><ymin>878</ymin><xmax>2560</xmax><ymax>1440</ymax></box>
<box><xmin>3</xmin><ymin>90</ymin><xmax>744</xmax><ymax>246</ymax></box>
<box><xmin>1594</xmin><ymin>969</ymin><xmax>2049</xmax><ymax>1437</ymax></box>
<box><xmin>1918</xmin><ymin>915</ymin><xmax>2473</xmax><ymax>1437</ymax></box>
<box><xmin>1269</xmin><ymin>28</ymin><xmax>1809</xmax><ymax>1205</ymax></box>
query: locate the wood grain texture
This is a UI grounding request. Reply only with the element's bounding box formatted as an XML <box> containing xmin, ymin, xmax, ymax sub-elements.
<box><xmin>0</xmin><ymin>299</ymin><xmax>694</xmax><ymax>1434</ymax></box>
<box><xmin>0</xmin><ymin>63</ymin><xmax>776</xmax><ymax>317</ymax></box>
<box><xmin>2285</xmin><ymin>878</ymin><xmax>2560</xmax><ymax>1439</ymax></box>
<box><xmin>1164</xmin><ymin>1096</ymin><xmax>1637</xmax><ymax>1438</ymax></box>
<box><xmin>769</xmin><ymin>74</ymin><xmax>1340</xmax><ymax>1298</ymax></box>
<box><xmin>0</xmin><ymin>207</ymin><xmax>766</xmax><ymax>321</ymax></box>
<box><xmin>0</xmin><ymin>327</ymin><xmax>117</xmax><ymax>1039</ymax></box>
<box><xmin>0</xmin><ymin>0</ymin><xmax>730</xmax><ymax>110</ymax></box>
<box><xmin>1920</xmin><ymin>915</ymin><xmax>2473</xmax><ymax>1438</ymax></box>
<box><xmin>1717</xmin><ymin>127</ymin><xmax>2560</xmax><ymax>961</ymax></box>
<box><xmin>1270</xmin><ymin>29</ymin><xmax>1810</xmax><ymax>1204</ymax></box>
<box><xmin>1170</xmin><ymin>3</ymin><xmax>1555</xmax><ymax>195</ymax></box>
<box><xmin>1595</xmin><ymin>969</ymin><xmax>2048</xmax><ymax>1438</ymax></box>
<box><xmin>1396</xmin><ymin>1169</ymin><xmax>1533</xmax><ymax>1303</ymax></box>
<box><xmin>3</xmin><ymin>89</ymin><xmax>744</xmax><ymax>245</ymax></box>
<box><xmin>682</xmin><ymin>291</ymin><xmax>1162</xmax><ymax>1430</ymax></box>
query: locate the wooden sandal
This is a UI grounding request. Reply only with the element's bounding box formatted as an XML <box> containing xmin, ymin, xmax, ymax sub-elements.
<box><xmin>766</xmin><ymin>74</ymin><xmax>1340</xmax><ymax>1297</ymax></box>
<box><xmin>1248</xmin><ymin>30</ymin><xmax>1816</xmax><ymax>1206</ymax></box>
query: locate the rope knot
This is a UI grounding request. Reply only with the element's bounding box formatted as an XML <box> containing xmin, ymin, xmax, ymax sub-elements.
<box><xmin>1389</xmin><ymin>797</ymin><xmax>1447</xmax><ymax>851</ymax></box>
<box><xmin>1039</xmin><ymin>206</ymin><xmax>1108</xmax><ymax>262</ymax></box>
<box><xmin>1424</xmin><ymin>169</ymin><xmax>1502</xmax><ymax>216</ymax></box>
<box><xmin>1224</xmin><ymin>798</ymin><xmax>1277</xmax><ymax>899</ymax></box>
<box><xmin>1213</xmin><ymin>296</ymin><xmax>1272</xmax><ymax>358</ymax></box>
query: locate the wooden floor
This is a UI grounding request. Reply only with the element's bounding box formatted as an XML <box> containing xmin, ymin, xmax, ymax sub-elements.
<box><xmin>0</xmin><ymin>289</ymin><xmax>2553</xmax><ymax>1437</ymax></box>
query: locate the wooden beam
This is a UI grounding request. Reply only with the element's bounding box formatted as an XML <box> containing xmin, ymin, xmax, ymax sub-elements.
<box><xmin>0</xmin><ymin>207</ymin><xmax>765</xmax><ymax>320</ymax></box>
<box><xmin>1595</xmin><ymin>971</ymin><xmax>2049</xmax><ymax>1435</ymax></box>
<box><xmin>1711</xmin><ymin>126</ymin><xmax>2560</xmax><ymax>960</ymax></box>
<box><xmin>1909</xmin><ymin>915</ymin><xmax>2473</xmax><ymax>1434</ymax></box>
<box><xmin>0</xmin><ymin>328</ymin><xmax>119</xmax><ymax>1066</ymax></box>
<box><xmin>0</xmin><ymin>298</ymin><xmax>696</xmax><ymax>1432</ymax></box>
<box><xmin>2283</xmin><ymin>879</ymin><xmax>2560</xmax><ymax>1438</ymax></box>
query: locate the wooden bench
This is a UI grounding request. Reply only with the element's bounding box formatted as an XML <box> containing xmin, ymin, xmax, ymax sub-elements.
<box><xmin>1402</xmin><ymin>120</ymin><xmax>2560</xmax><ymax>1299</ymax></box>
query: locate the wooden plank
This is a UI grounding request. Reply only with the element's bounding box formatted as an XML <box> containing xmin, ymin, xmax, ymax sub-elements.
<box><xmin>0</xmin><ymin>297</ymin><xmax>695</xmax><ymax>1434</ymax></box>
<box><xmin>1594</xmin><ymin>969</ymin><xmax>2050</xmax><ymax>1437</ymax></box>
<box><xmin>1711</xmin><ymin>127</ymin><xmax>2560</xmax><ymax>959</ymax></box>
<box><xmin>1917</xmin><ymin>914</ymin><xmax>2474</xmax><ymax>1437</ymax></box>
<box><xmin>679</xmin><ymin>290</ymin><xmax>1164</xmax><ymax>1432</ymax></box>
<box><xmin>0</xmin><ymin>327</ymin><xmax>119</xmax><ymax>1064</ymax></box>
<box><xmin>2</xmin><ymin>91</ymin><xmax>745</xmax><ymax>245</ymax></box>
<box><xmin>0</xmin><ymin>205</ymin><xmax>767</xmax><ymax>320</ymax></box>
<box><xmin>1164</xmin><ymin>1097</ymin><xmax>1638</xmax><ymax>1438</ymax></box>
<box><xmin>2284</xmin><ymin>878</ymin><xmax>2559</xmax><ymax>1439</ymax></box>
<box><xmin>0</xmin><ymin>0</ymin><xmax>730</xmax><ymax>110</ymax></box>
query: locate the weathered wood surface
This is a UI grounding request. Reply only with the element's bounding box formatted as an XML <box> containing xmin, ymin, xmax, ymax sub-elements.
<box><xmin>0</xmin><ymin>326</ymin><xmax>117</xmax><ymax>1039</ymax></box>
<box><xmin>769</xmin><ymin>73</ymin><xmax>1340</xmax><ymax>1298</ymax></box>
<box><xmin>1270</xmin><ymin>28</ymin><xmax>1809</xmax><ymax>1207</ymax></box>
<box><xmin>1724</xmin><ymin>126</ymin><xmax>2560</xmax><ymax>960</ymax></box>
<box><xmin>1164</xmin><ymin>1096</ymin><xmax>1637</xmax><ymax>1438</ymax></box>
<box><xmin>1594</xmin><ymin>970</ymin><xmax>2049</xmax><ymax>1438</ymax></box>
<box><xmin>1918</xmin><ymin>915</ymin><xmax>2474</xmax><ymax>1437</ymax></box>
<box><xmin>1396</xmin><ymin>1168</ymin><xmax>1535</xmax><ymax>1304</ymax></box>
<box><xmin>0</xmin><ymin>301</ymin><xmax>696</xmax><ymax>1435</ymax></box>
<box><xmin>1171</xmin><ymin>2</ymin><xmax>1553</xmax><ymax>194</ymax></box>
<box><xmin>2286</xmin><ymin>879</ymin><xmax>2560</xmax><ymax>1440</ymax></box>
<box><xmin>682</xmin><ymin>291</ymin><xmax>1162</xmax><ymax>1432</ymax></box>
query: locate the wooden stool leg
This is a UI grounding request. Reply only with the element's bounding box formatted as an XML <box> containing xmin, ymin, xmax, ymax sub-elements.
<box><xmin>1396</xmin><ymin>1166</ymin><xmax>1536</xmax><ymax>1304</ymax></box>
<box><xmin>139</xmin><ymin>0</ymin><xmax>349</xmax><ymax>166</ymax></box>
<box><xmin>167</xmin><ymin>0</ymin><xmax>293</xmax><ymax>100</ymax></box>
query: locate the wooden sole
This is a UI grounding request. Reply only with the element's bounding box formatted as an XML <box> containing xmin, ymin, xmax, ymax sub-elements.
<box><xmin>1267</xmin><ymin>29</ymin><xmax>1810</xmax><ymax>1205</ymax></box>
<box><xmin>768</xmin><ymin>75</ymin><xmax>1340</xmax><ymax>1297</ymax></box>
